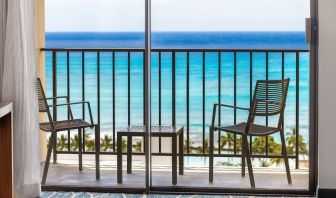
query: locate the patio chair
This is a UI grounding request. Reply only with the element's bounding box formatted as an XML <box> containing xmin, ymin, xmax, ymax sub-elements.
<box><xmin>209</xmin><ymin>79</ymin><xmax>291</xmax><ymax>188</ymax></box>
<box><xmin>37</xmin><ymin>78</ymin><xmax>100</xmax><ymax>185</ymax></box>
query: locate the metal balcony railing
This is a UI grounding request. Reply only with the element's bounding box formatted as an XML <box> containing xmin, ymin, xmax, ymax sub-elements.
<box><xmin>41</xmin><ymin>48</ymin><xmax>309</xmax><ymax>169</ymax></box>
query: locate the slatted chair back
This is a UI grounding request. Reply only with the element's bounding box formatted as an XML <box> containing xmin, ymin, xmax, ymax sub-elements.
<box><xmin>36</xmin><ymin>78</ymin><xmax>49</xmax><ymax>113</ymax></box>
<box><xmin>36</xmin><ymin>78</ymin><xmax>55</xmax><ymax>130</ymax></box>
<box><xmin>247</xmin><ymin>79</ymin><xmax>290</xmax><ymax>129</ymax></box>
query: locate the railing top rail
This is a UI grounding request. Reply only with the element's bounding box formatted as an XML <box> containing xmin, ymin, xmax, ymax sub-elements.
<box><xmin>41</xmin><ymin>48</ymin><xmax>309</xmax><ymax>53</ymax></box>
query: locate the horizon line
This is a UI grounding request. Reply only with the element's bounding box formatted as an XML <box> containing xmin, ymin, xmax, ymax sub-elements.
<box><xmin>45</xmin><ymin>30</ymin><xmax>306</xmax><ymax>33</ymax></box>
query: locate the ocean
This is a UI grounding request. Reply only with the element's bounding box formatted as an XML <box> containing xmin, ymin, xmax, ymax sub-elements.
<box><xmin>45</xmin><ymin>32</ymin><xmax>309</xmax><ymax>146</ymax></box>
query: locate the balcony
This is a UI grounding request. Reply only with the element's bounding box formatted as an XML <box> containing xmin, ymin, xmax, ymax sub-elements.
<box><xmin>41</xmin><ymin>47</ymin><xmax>309</xmax><ymax>190</ymax></box>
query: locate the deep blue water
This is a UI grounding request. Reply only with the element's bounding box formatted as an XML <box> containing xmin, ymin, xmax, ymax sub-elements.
<box><xmin>45</xmin><ymin>32</ymin><xmax>309</xmax><ymax>145</ymax></box>
<box><xmin>46</xmin><ymin>32</ymin><xmax>308</xmax><ymax>49</ymax></box>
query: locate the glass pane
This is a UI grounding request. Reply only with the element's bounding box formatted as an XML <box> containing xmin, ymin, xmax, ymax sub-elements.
<box><xmin>150</xmin><ymin>0</ymin><xmax>310</xmax><ymax>190</ymax></box>
<box><xmin>44</xmin><ymin>0</ymin><xmax>146</xmax><ymax>189</ymax></box>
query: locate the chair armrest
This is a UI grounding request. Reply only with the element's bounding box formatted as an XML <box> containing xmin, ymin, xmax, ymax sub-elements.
<box><xmin>48</xmin><ymin>101</ymin><xmax>94</xmax><ymax>126</ymax></box>
<box><xmin>46</xmin><ymin>96</ymin><xmax>68</xmax><ymax>100</ymax></box>
<box><xmin>46</xmin><ymin>96</ymin><xmax>73</xmax><ymax>119</ymax></box>
<box><xmin>49</xmin><ymin>101</ymin><xmax>89</xmax><ymax>106</ymax></box>
<box><xmin>214</xmin><ymin>103</ymin><xmax>250</xmax><ymax>111</ymax></box>
<box><xmin>211</xmin><ymin>103</ymin><xmax>250</xmax><ymax>129</ymax></box>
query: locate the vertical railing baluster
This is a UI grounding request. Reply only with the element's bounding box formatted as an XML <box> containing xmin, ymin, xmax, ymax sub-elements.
<box><xmin>233</xmin><ymin>51</ymin><xmax>237</xmax><ymax>155</ymax></box>
<box><xmin>112</xmin><ymin>52</ymin><xmax>116</xmax><ymax>153</ymax></box>
<box><xmin>128</xmin><ymin>52</ymin><xmax>131</xmax><ymax>126</ymax></box>
<box><xmin>186</xmin><ymin>52</ymin><xmax>190</xmax><ymax>154</ymax></box>
<box><xmin>67</xmin><ymin>51</ymin><xmax>70</xmax><ymax>152</ymax></box>
<box><xmin>97</xmin><ymin>51</ymin><xmax>101</xmax><ymax>151</ymax></box>
<box><xmin>143</xmin><ymin>51</ymin><xmax>146</xmax><ymax>126</ymax></box>
<box><xmin>249</xmin><ymin>51</ymin><xmax>253</xmax><ymax>153</ymax></box>
<box><xmin>159</xmin><ymin>52</ymin><xmax>162</xmax><ymax>153</ymax></box>
<box><xmin>266</xmin><ymin>51</ymin><xmax>269</xmax><ymax>155</ymax></box>
<box><xmin>143</xmin><ymin>51</ymin><xmax>146</xmax><ymax>153</ymax></box>
<box><xmin>282</xmin><ymin>51</ymin><xmax>285</xmax><ymax>79</ymax></box>
<box><xmin>296</xmin><ymin>52</ymin><xmax>300</xmax><ymax>169</ymax></box>
<box><xmin>81</xmin><ymin>50</ymin><xmax>85</xmax><ymax>151</ymax></box>
<box><xmin>52</xmin><ymin>50</ymin><xmax>57</xmax><ymax>163</ymax></box>
<box><xmin>202</xmin><ymin>51</ymin><xmax>206</xmax><ymax>154</ymax></box>
<box><xmin>172</xmin><ymin>52</ymin><xmax>176</xmax><ymax>126</ymax></box>
<box><xmin>218</xmin><ymin>52</ymin><xmax>221</xmax><ymax>155</ymax></box>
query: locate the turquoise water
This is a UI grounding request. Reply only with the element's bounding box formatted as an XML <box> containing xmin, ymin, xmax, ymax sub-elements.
<box><xmin>45</xmin><ymin>32</ymin><xmax>309</xmax><ymax>145</ymax></box>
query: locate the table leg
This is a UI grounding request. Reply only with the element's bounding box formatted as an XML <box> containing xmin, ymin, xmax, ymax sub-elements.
<box><xmin>179</xmin><ymin>129</ymin><xmax>184</xmax><ymax>175</ymax></box>
<box><xmin>95</xmin><ymin>125</ymin><xmax>100</xmax><ymax>180</ymax></box>
<box><xmin>53</xmin><ymin>130</ymin><xmax>57</xmax><ymax>164</ymax></box>
<box><xmin>78</xmin><ymin>128</ymin><xmax>83</xmax><ymax>171</ymax></box>
<box><xmin>172</xmin><ymin>136</ymin><xmax>177</xmax><ymax>185</ymax></box>
<box><xmin>117</xmin><ymin>133</ymin><xmax>123</xmax><ymax>184</ymax></box>
<box><xmin>127</xmin><ymin>136</ymin><xmax>132</xmax><ymax>174</ymax></box>
<box><xmin>209</xmin><ymin>126</ymin><xmax>214</xmax><ymax>182</ymax></box>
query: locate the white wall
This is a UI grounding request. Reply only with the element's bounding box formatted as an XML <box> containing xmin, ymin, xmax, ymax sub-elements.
<box><xmin>318</xmin><ymin>0</ymin><xmax>336</xmax><ymax>189</ymax></box>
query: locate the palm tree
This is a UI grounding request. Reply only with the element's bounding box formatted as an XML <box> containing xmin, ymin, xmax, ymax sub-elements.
<box><xmin>57</xmin><ymin>134</ymin><xmax>68</xmax><ymax>151</ymax></box>
<box><xmin>84</xmin><ymin>133</ymin><xmax>95</xmax><ymax>151</ymax></box>
<box><xmin>251</xmin><ymin>136</ymin><xmax>267</xmax><ymax>154</ymax></box>
<box><xmin>286</xmin><ymin>128</ymin><xmax>309</xmax><ymax>157</ymax></box>
<box><xmin>116</xmin><ymin>139</ymin><xmax>128</xmax><ymax>153</ymax></box>
<box><xmin>184</xmin><ymin>139</ymin><xmax>195</xmax><ymax>153</ymax></box>
<box><xmin>270</xmin><ymin>129</ymin><xmax>309</xmax><ymax>166</ymax></box>
<box><xmin>252</xmin><ymin>136</ymin><xmax>271</xmax><ymax>167</ymax></box>
<box><xmin>204</xmin><ymin>138</ymin><xmax>209</xmax><ymax>153</ymax></box>
<box><xmin>236</xmin><ymin>136</ymin><xmax>242</xmax><ymax>153</ymax></box>
<box><xmin>267</xmin><ymin>136</ymin><xmax>283</xmax><ymax>166</ymax></box>
<box><xmin>85</xmin><ymin>139</ymin><xmax>95</xmax><ymax>151</ymax></box>
<box><xmin>267</xmin><ymin>136</ymin><xmax>282</xmax><ymax>155</ymax></box>
<box><xmin>197</xmin><ymin>138</ymin><xmax>209</xmax><ymax>154</ymax></box>
<box><xmin>220</xmin><ymin>133</ymin><xmax>235</xmax><ymax>153</ymax></box>
<box><xmin>133</xmin><ymin>140</ymin><xmax>142</xmax><ymax>152</ymax></box>
<box><xmin>70</xmin><ymin>134</ymin><xmax>79</xmax><ymax>151</ymax></box>
<box><xmin>100</xmin><ymin>135</ymin><xmax>113</xmax><ymax>152</ymax></box>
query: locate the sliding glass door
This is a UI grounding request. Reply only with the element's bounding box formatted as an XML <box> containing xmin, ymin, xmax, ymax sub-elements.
<box><xmin>148</xmin><ymin>0</ymin><xmax>313</xmax><ymax>193</ymax></box>
<box><xmin>44</xmin><ymin>0</ymin><xmax>148</xmax><ymax>190</ymax></box>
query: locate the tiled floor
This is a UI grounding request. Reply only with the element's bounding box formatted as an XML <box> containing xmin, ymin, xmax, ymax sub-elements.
<box><xmin>40</xmin><ymin>192</ymin><xmax>310</xmax><ymax>198</ymax></box>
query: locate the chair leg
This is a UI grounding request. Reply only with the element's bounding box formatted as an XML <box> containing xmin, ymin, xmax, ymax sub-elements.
<box><xmin>52</xmin><ymin>132</ymin><xmax>57</xmax><ymax>164</ymax></box>
<box><xmin>243</xmin><ymin>135</ymin><xmax>255</xmax><ymax>188</ymax></box>
<box><xmin>179</xmin><ymin>128</ymin><xmax>184</xmax><ymax>175</ymax></box>
<box><xmin>117</xmin><ymin>133</ymin><xmax>123</xmax><ymax>184</ymax></box>
<box><xmin>172</xmin><ymin>136</ymin><xmax>177</xmax><ymax>185</ymax></box>
<box><xmin>127</xmin><ymin>136</ymin><xmax>132</xmax><ymax>174</ymax></box>
<box><xmin>241</xmin><ymin>136</ymin><xmax>246</xmax><ymax>177</ymax></box>
<box><xmin>280</xmin><ymin>130</ymin><xmax>292</xmax><ymax>184</ymax></box>
<box><xmin>95</xmin><ymin>125</ymin><xmax>100</xmax><ymax>180</ymax></box>
<box><xmin>78</xmin><ymin>128</ymin><xmax>83</xmax><ymax>171</ymax></box>
<box><xmin>209</xmin><ymin>126</ymin><xmax>214</xmax><ymax>183</ymax></box>
<box><xmin>42</xmin><ymin>132</ymin><xmax>56</xmax><ymax>185</ymax></box>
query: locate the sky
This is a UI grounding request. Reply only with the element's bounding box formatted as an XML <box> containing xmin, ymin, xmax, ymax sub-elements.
<box><xmin>45</xmin><ymin>0</ymin><xmax>310</xmax><ymax>32</ymax></box>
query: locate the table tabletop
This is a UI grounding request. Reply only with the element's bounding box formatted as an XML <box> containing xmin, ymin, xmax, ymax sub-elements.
<box><xmin>117</xmin><ymin>125</ymin><xmax>183</xmax><ymax>137</ymax></box>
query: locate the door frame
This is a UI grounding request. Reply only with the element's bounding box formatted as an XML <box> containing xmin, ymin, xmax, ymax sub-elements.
<box><xmin>145</xmin><ymin>0</ymin><xmax>319</xmax><ymax>196</ymax></box>
<box><xmin>308</xmin><ymin>0</ymin><xmax>318</xmax><ymax>195</ymax></box>
<box><xmin>41</xmin><ymin>0</ymin><xmax>319</xmax><ymax>195</ymax></box>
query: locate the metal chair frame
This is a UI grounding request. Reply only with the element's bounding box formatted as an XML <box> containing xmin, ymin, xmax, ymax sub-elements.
<box><xmin>209</xmin><ymin>79</ymin><xmax>292</xmax><ymax>188</ymax></box>
<box><xmin>37</xmin><ymin>78</ymin><xmax>100</xmax><ymax>185</ymax></box>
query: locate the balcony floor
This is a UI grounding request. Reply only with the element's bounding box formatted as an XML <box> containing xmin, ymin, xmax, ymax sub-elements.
<box><xmin>41</xmin><ymin>154</ymin><xmax>309</xmax><ymax>190</ymax></box>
